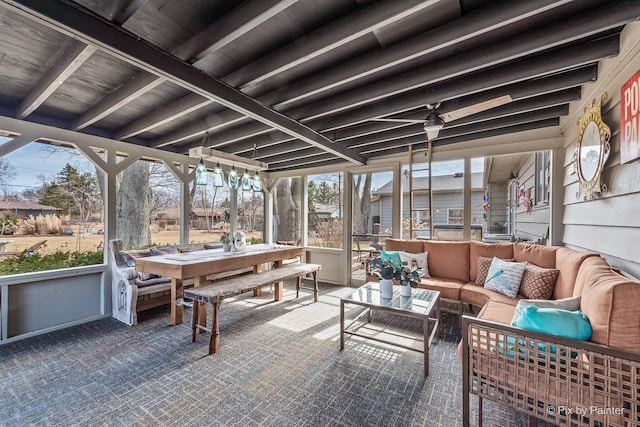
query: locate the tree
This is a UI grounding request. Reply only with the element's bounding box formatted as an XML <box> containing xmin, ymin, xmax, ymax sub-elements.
<box><xmin>116</xmin><ymin>161</ymin><xmax>152</xmax><ymax>246</ymax></box>
<box><xmin>0</xmin><ymin>158</ymin><xmax>16</xmax><ymax>195</ymax></box>
<box><xmin>275</xmin><ymin>178</ymin><xmax>301</xmax><ymax>243</ymax></box>
<box><xmin>353</xmin><ymin>173</ymin><xmax>372</xmax><ymax>234</ymax></box>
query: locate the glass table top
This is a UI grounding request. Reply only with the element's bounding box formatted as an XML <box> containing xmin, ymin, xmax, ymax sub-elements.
<box><xmin>342</xmin><ymin>282</ymin><xmax>439</xmax><ymax>316</ymax></box>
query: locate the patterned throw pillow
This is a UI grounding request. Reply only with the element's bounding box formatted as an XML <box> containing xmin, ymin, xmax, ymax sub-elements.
<box><xmin>484</xmin><ymin>257</ymin><xmax>527</xmax><ymax>298</ymax></box>
<box><xmin>399</xmin><ymin>251</ymin><xmax>430</xmax><ymax>277</ymax></box>
<box><xmin>475</xmin><ymin>256</ymin><xmax>514</xmax><ymax>285</ymax></box>
<box><xmin>150</xmin><ymin>245</ymin><xmax>179</xmax><ymax>256</ymax></box>
<box><xmin>119</xmin><ymin>250</ymin><xmax>151</xmax><ymax>268</ymax></box>
<box><xmin>518</xmin><ymin>263</ymin><xmax>559</xmax><ymax>300</ymax></box>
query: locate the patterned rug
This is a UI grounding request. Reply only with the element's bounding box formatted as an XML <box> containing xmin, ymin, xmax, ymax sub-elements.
<box><xmin>0</xmin><ymin>282</ymin><xmax>536</xmax><ymax>426</ymax></box>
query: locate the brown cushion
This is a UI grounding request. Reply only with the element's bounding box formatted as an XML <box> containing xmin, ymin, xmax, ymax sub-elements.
<box><xmin>460</xmin><ymin>284</ymin><xmax>521</xmax><ymax>307</ymax></box>
<box><xmin>476</xmin><ymin>301</ymin><xmax>517</xmax><ymax>325</ymax></box>
<box><xmin>577</xmin><ymin>256</ymin><xmax>640</xmax><ymax>352</ymax></box>
<box><xmin>518</xmin><ymin>263</ymin><xmax>559</xmax><ymax>300</ymax></box>
<box><xmin>417</xmin><ymin>277</ymin><xmax>465</xmax><ymax>300</ymax></box>
<box><xmin>422</xmin><ymin>240</ymin><xmax>470</xmax><ymax>282</ymax></box>
<box><xmin>384</xmin><ymin>238</ymin><xmax>424</xmax><ymax>254</ymax></box>
<box><xmin>513</xmin><ymin>243</ymin><xmax>557</xmax><ymax>268</ymax></box>
<box><xmin>474</xmin><ymin>256</ymin><xmax>514</xmax><ymax>285</ymax></box>
<box><xmin>552</xmin><ymin>247</ymin><xmax>598</xmax><ymax>298</ymax></box>
<box><xmin>469</xmin><ymin>241</ymin><xmax>514</xmax><ymax>282</ymax></box>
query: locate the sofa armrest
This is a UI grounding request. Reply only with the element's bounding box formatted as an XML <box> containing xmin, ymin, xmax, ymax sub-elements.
<box><xmin>461</xmin><ymin>315</ymin><xmax>640</xmax><ymax>427</ymax></box>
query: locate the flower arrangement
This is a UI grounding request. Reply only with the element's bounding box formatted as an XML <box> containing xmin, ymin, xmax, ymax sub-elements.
<box><xmin>369</xmin><ymin>257</ymin><xmax>420</xmax><ymax>288</ymax></box>
<box><xmin>219</xmin><ymin>232</ymin><xmax>232</xmax><ymax>244</ymax></box>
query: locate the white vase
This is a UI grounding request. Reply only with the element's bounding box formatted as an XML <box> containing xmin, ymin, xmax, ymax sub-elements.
<box><xmin>380</xmin><ymin>278</ymin><xmax>393</xmax><ymax>299</ymax></box>
<box><xmin>400</xmin><ymin>285</ymin><xmax>411</xmax><ymax>297</ymax></box>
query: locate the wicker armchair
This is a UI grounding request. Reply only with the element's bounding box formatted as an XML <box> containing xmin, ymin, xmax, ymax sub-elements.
<box><xmin>461</xmin><ymin>315</ymin><xmax>640</xmax><ymax>427</ymax></box>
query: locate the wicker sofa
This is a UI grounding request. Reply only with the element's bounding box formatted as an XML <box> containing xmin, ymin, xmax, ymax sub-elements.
<box><xmin>382</xmin><ymin>238</ymin><xmax>640</xmax><ymax>426</ymax></box>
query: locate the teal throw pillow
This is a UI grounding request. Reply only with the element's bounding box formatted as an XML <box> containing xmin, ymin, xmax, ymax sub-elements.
<box><xmin>514</xmin><ymin>306</ymin><xmax>592</xmax><ymax>341</ymax></box>
<box><xmin>380</xmin><ymin>250</ymin><xmax>403</xmax><ymax>268</ymax></box>
<box><xmin>484</xmin><ymin>257</ymin><xmax>527</xmax><ymax>298</ymax></box>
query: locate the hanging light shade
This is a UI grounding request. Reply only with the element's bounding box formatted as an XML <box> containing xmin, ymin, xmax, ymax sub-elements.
<box><xmin>251</xmin><ymin>171</ymin><xmax>262</xmax><ymax>193</ymax></box>
<box><xmin>424</xmin><ymin>110</ymin><xmax>444</xmax><ymax>141</ymax></box>
<box><xmin>241</xmin><ymin>168</ymin><xmax>251</xmax><ymax>191</ymax></box>
<box><xmin>195</xmin><ymin>158</ymin><xmax>207</xmax><ymax>186</ymax></box>
<box><xmin>212</xmin><ymin>162</ymin><xmax>224</xmax><ymax>187</ymax></box>
<box><xmin>228</xmin><ymin>165</ymin><xmax>239</xmax><ymax>190</ymax></box>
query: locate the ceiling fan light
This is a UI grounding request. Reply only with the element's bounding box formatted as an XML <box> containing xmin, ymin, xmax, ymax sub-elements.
<box><xmin>424</xmin><ymin>112</ymin><xmax>444</xmax><ymax>140</ymax></box>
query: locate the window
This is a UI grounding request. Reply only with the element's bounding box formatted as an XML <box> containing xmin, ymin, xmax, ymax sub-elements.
<box><xmin>447</xmin><ymin>208</ymin><xmax>464</xmax><ymax>224</ymax></box>
<box><xmin>535</xmin><ymin>151</ymin><xmax>550</xmax><ymax>204</ymax></box>
<box><xmin>308</xmin><ymin>173</ymin><xmax>343</xmax><ymax>249</ymax></box>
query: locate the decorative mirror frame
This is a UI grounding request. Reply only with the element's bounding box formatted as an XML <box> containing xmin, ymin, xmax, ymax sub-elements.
<box><xmin>575</xmin><ymin>93</ymin><xmax>611</xmax><ymax>201</ymax></box>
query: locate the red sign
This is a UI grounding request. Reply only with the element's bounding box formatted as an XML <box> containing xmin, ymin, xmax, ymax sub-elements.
<box><xmin>621</xmin><ymin>69</ymin><xmax>640</xmax><ymax>164</ymax></box>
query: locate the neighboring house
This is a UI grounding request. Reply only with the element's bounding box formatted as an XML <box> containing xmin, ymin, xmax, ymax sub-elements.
<box><xmin>372</xmin><ymin>172</ymin><xmax>486</xmax><ymax>237</ymax></box>
<box><xmin>313</xmin><ymin>203</ymin><xmax>340</xmax><ymax>219</ymax></box>
<box><xmin>154</xmin><ymin>207</ymin><xmax>225</xmax><ymax>230</ymax></box>
<box><xmin>0</xmin><ymin>200</ymin><xmax>61</xmax><ymax>218</ymax></box>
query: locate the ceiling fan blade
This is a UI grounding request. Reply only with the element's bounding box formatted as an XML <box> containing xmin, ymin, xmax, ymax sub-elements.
<box><xmin>370</xmin><ymin>118</ymin><xmax>425</xmax><ymax>124</ymax></box>
<box><xmin>439</xmin><ymin>95</ymin><xmax>513</xmax><ymax>123</ymax></box>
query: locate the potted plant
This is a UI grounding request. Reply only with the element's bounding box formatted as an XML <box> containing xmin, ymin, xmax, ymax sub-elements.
<box><xmin>220</xmin><ymin>232</ymin><xmax>232</xmax><ymax>252</ymax></box>
<box><xmin>369</xmin><ymin>257</ymin><xmax>420</xmax><ymax>298</ymax></box>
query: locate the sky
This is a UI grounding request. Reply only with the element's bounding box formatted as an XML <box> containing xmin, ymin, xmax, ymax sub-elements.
<box><xmin>1</xmin><ymin>137</ymin><xmax>485</xmax><ymax>195</ymax></box>
<box><xmin>1</xmin><ymin>138</ymin><xmax>94</xmax><ymax>193</ymax></box>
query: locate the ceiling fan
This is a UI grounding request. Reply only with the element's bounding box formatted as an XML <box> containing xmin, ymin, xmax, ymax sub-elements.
<box><xmin>371</xmin><ymin>95</ymin><xmax>513</xmax><ymax>140</ymax></box>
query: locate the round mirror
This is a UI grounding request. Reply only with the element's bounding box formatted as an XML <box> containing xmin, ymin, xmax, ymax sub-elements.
<box><xmin>579</xmin><ymin>121</ymin><xmax>601</xmax><ymax>182</ymax></box>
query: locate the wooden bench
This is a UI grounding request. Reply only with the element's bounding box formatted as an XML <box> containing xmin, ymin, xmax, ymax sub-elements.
<box><xmin>184</xmin><ymin>263</ymin><xmax>321</xmax><ymax>355</ymax></box>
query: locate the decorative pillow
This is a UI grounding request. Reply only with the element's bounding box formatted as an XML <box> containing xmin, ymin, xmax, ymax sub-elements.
<box><xmin>484</xmin><ymin>257</ymin><xmax>527</xmax><ymax>298</ymax></box>
<box><xmin>518</xmin><ymin>263</ymin><xmax>559</xmax><ymax>300</ymax></box>
<box><xmin>512</xmin><ymin>296</ymin><xmax>581</xmax><ymax>325</ymax></box>
<box><xmin>380</xmin><ymin>250</ymin><xmax>403</xmax><ymax>268</ymax></box>
<box><xmin>475</xmin><ymin>256</ymin><xmax>514</xmax><ymax>285</ymax></box>
<box><xmin>150</xmin><ymin>245</ymin><xmax>179</xmax><ymax>256</ymax></box>
<box><xmin>514</xmin><ymin>306</ymin><xmax>592</xmax><ymax>341</ymax></box>
<box><xmin>119</xmin><ymin>250</ymin><xmax>151</xmax><ymax>268</ymax></box>
<box><xmin>399</xmin><ymin>251</ymin><xmax>430</xmax><ymax>277</ymax></box>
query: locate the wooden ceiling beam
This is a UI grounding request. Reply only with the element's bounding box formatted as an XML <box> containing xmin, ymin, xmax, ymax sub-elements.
<box><xmin>72</xmin><ymin>72</ymin><xmax>165</xmax><ymax>130</ymax></box>
<box><xmin>16</xmin><ymin>40</ymin><xmax>96</xmax><ymax>119</ymax></box>
<box><xmin>113</xmin><ymin>0</ymin><xmax>147</xmax><ymax>25</ymax></box>
<box><xmin>173</xmin><ymin>0</ymin><xmax>302</xmax><ymax>63</ymax></box>
<box><xmin>4</xmin><ymin>0</ymin><xmax>365</xmax><ymax>165</ymax></box>
<box><xmin>225</xmin><ymin>0</ymin><xmax>443</xmax><ymax>90</ymax></box>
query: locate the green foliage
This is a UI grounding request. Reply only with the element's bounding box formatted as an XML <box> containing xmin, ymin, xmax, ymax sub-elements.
<box><xmin>248</xmin><ymin>237</ymin><xmax>263</xmax><ymax>244</ymax></box>
<box><xmin>0</xmin><ymin>250</ymin><xmax>103</xmax><ymax>276</ymax></box>
<box><xmin>39</xmin><ymin>163</ymin><xmax>101</xmax><ymax>220</ymax></box>
<box><xmin>369</xmin><ymin>257</ymin><xmax>420</xmax><ymax>288</ymax></box>
<box><xmin>220</xmin><ymin>232</ymin><xmax>232</xmax><ymax>244</ymax></box>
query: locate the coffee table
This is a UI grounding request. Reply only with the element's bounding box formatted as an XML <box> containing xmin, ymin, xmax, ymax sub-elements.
<box><xmin>340</xmin><ymin>282</ymin><xmax>440</xmax><ymax>376</ymax></box>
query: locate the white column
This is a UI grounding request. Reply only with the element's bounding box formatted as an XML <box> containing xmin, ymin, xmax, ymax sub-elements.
<box><xmin>230</xmin><ymin>188</ymin><xmax>238</xmax><ymax>235</ymax></box>
<box><xmin>550</xmin><ymin>148</ymin><xmax>564</xmax><ymax>246</ymax></box>
<box><xmin>463</xmin><ymin>158</ymin><xmax>472</xmax><ymax>241</ymax></box>
<box><xmin>392</xmin><ymin>162</ymin><xmax>402</xmax><ymax>239</ymax></box>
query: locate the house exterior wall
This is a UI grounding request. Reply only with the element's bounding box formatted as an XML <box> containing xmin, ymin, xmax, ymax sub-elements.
<box><xmin>513</xmin><ymin>154</ymin><xmax>551</xmax><ymax>242</ymax></box>
<box><xmin>559</xmin><ymin>21</ymin><xmax>640</xmax><ymax>279</ymax></box>
<box><xmin>376</xmin><ymin>190</ymin><xmax>485</xmax><ymax>236</ymax></box>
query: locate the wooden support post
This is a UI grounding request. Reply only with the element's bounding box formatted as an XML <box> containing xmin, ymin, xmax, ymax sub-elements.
<box><xmin>252</xmin><ymin>263</ymin><xmax>262</xmax><ymax>296</ymax></box>
<box><xmin>273</xmin><ymin>259</ymin><xmax>284</xmax><ymax>300</ymax></box>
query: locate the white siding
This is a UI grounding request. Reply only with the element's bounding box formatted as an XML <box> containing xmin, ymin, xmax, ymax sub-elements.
<box><xmin>514</xmin><ymin>154</ymin><xmax>551</xmax><ymax>242</ymax></box>
<box><xmin>559</xmin><ymin>22</ymin><xmax>640</xmax><ymax>278</ymax></box>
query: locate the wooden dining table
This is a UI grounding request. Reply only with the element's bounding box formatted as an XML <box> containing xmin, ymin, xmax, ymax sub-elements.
<box><xmin>135</xmin><ymin>244</ymin><xmax>304</xmax><ymax>326</ymax></box>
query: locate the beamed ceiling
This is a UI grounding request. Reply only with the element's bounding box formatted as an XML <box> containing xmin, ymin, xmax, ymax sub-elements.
<box><xmin>1</xmin><ymin>0</ymin><xmax>639</xmax><ymax>172</ymax></box>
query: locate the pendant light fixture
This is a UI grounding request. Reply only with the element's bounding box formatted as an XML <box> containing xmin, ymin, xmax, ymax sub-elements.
<box><xmin>241</xmin><ymin>168</ymin><xmax>251</xmax><ymax>191</ymax></box>
<box><xmin>251</xmin><ymin>171</ymin><xmax>262</xmax><ymax>193</ymax></box>
<box><xmin>228</xmin><ymin>165</ymin><xmax>239</xmax><ymax>190</ymax></box>
<box><xmin>212</xmin><ymin>162</ymin><xmax>224</xmax><ymax>187</ymax></box>
<box><xmin>195</xmin><ymin>157</ymin><xmax>207</xmax><ymax>186</ymax></box>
